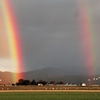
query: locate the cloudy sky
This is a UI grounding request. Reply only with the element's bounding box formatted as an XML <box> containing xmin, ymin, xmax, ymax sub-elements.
<box><xmin>0</xmin><ymin>0</ymin><xmax>100</xmax><ymax>74</ymax></box>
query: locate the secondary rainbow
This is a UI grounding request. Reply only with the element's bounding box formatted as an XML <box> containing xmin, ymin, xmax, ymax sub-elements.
<box><xmin>1</xmin><ymin>0</ymin><xmax>23</xmax><ymax>82</ymax></box>
<box><xmin>78</xmin><ymin>0</ymin><xmax>96</xmax><ymax>76</ymax></box>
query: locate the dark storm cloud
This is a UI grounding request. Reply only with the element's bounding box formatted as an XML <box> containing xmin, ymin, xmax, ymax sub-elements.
<box><xmin>11</xmin><ymin>0</ymin><xmax>100</xmax><ymax>73</ymax></box>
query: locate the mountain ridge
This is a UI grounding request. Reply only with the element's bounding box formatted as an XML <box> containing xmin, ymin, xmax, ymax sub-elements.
<box><xmin>0</xmin><ymin>67</ymin><xmax>99</xmax><ymax>84</ymax></box>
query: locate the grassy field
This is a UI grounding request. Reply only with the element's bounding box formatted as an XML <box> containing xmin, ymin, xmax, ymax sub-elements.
<box><xmin>0</xmin><ymin>92</ymin><xmax>100</xmax><ymax>100</ymax></box>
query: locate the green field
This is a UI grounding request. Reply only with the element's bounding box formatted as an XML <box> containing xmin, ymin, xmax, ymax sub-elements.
<box><xmin>0</xmin><ymin>92</ymin><xmax>100</xmax><ymax>100</ymax></box>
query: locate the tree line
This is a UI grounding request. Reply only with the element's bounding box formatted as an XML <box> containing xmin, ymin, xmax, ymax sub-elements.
<box><xmin>15</xmin><ymin>79</ymin><xmax>64</xmax><ymax>86</ymax></box>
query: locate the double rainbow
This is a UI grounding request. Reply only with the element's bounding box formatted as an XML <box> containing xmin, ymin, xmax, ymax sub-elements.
<box><xmin>1</xmin><ymin>0</ymin><xmax>23</xmax><ymax>82</ymax></box>
<box><xmin>0</xmin><ymin>0</ymin><xmax>98</xmax><ymax>83</ymax></box>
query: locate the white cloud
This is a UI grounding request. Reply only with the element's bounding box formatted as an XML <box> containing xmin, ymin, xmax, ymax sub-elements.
<box><xmin>0</xmin><ymin>58</ymin><xmax>14</xmax><ymax>72</ymax></box>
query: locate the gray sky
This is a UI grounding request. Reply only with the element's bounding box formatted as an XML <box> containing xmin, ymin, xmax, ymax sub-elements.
<box><xmin>1</xmin><ymin>0</ymin><xmax>100</xmax><ymax>74</ymax></box>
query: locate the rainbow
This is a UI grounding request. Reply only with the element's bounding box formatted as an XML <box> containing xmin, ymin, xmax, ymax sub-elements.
<box><xmin>78</xmin><ymin>0</ymin><xmax>96</xmax><ymax>76</ymax></box>
<box><xmin>1</xmin><ymin>0</ymin><xmax>23</xmax><ymax>82</ymax></box>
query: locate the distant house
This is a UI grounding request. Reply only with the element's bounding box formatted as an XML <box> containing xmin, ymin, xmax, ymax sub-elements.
<box><xmin>65</xmin><ymin>83</ymin><xmax>77</xmax><ymax>86</ymax></box>
<box><xmin>56</xmin><ymin>83</ymin><xmax>77</xmax><ymax>86</ymax></box>
<box><xmin>38</xmin><ymin>83</ymin><xmax>43</xmax><ymax>86</ymax></box>
<box><xmin>81</xmin><ymin>83</ymin><xmax>86</xmax><ymax>86</ymax></box>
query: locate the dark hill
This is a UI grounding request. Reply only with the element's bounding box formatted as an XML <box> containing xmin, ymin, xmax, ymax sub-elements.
<box><xmin>0</xmin><ymin>67</ymin><xmax>99</xmax><ymax>84</ymax></box>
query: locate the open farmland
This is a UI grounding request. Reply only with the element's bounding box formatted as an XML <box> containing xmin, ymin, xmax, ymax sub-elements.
<box><xmin>0</xmin><ymin>86</ymin><xmax>100</xmax><ymax>100</ymax></box>
<box><xmin>0</xmin><ymin>92</ymin><xmax>100</xmax><ymax>100</ymax></box>
<box><xmin>0</xmin><ymin>86</ymin><xmax>100</xmax><ymax>90</ymax></box>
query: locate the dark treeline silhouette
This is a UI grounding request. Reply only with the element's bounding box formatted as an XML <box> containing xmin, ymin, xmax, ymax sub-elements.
<box><xmin>16</xmin><ymin>79</ymin><xmax>65</xmax><ymax>86</ymax></box>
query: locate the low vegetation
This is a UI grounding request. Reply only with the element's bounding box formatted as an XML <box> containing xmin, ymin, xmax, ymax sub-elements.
<box><xmin>0</xmin><ymin>92</ymin><xmax>100</xmax><ymax>100</ymax></box>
